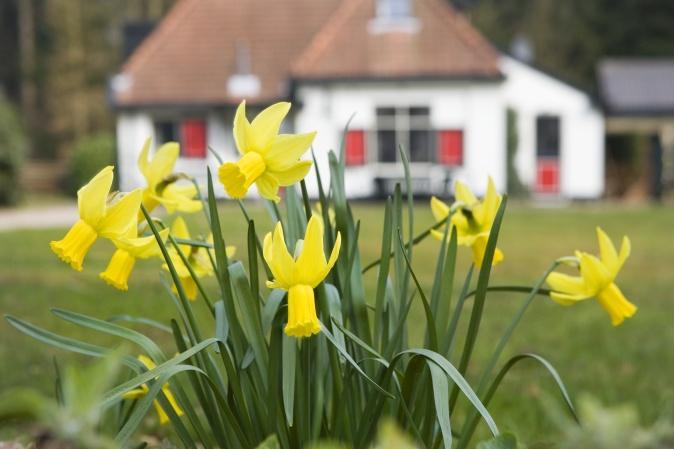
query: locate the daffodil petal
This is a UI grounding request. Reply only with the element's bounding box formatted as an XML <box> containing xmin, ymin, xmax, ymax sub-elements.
<box><xmin>78</xmin><ymin>166</ymin><xmax>114</xmax><ymax>226</ymax></box>
<box><xmin>147</xmin><ymin>142</ymin><xmax>179</xmax><ymax>188</ymax></box>
<box><xmin>137</xmin><ymin>138</ymin><xmax>152</xmax><ymax>181</ymax></box>
<box><xmin>249</xmin><ymin>102</ymin><xmax>291</xmax><ymax>152</ymax></box>
<box><xmin>295</xmin><ymin>216</ymin><xmax>328</xmax><ymax>286</ymax></box>
<box><xmin>596</xmin><ymin>227</ymin><xmax>619</xmax><ymax>273</ymax></box>
<box><xmin>430</xmin><ymin>196</ymin><xmax>450</xmax><ymax>221</ymax></box>
<box><xmin>268</xmin><ymin>222</ymin><xmax>294</xmax><ymax>287</ymax></box>
<box><xmin>270</xmin><ymin>160</ymin><xmax>313</xmax><ymax>186</ymax></box>
<box><xmin>98</xmin><ymin>189</ymin><xmax>142</xmax><ymax>239</ymax></box>
<box><xmin>116</xmin><ymin>228</ymin><xmax>169</xmax><ymax>259</ymax></box>
<box><xmin>618</xmin><ymin>235</ymin><xmax>631</xmax><ymax>271</ymax></box>
<box><xmin>596</xmin><ymin>283</ymin><xmax>637</xmax><ymax>326</ymax></box>
<box><xmin>578</xmin><ymin>252</ymin><xmax>613</xmax><ymax>294</ymax></box>
<box><xmin>233</xmin><ymin>100</ymin><xmax>253</xmax><ymax>154</ymax></box>
<box><xmin>454</xmin><ymin>180</ymin><xmax>477</xmax><ymax>206</ymax></box>
<box><xmin>265</xmin><ymin>132</ymin><xmax>316</xmax><ymax>171</ymax></box>
<box><xmin>547</xmin><ymin>272</ymin><xmax>589</xmax><ymax>296</ymax></box>
<box><xmin>256</xmin><ymin>173</ymin><xmax>281</xmax><ymax>202</ymax></box>
<box><xmin>550</xmin><ymin>291</ymin><xmax>589</xmax><ymax>306</ymax></box>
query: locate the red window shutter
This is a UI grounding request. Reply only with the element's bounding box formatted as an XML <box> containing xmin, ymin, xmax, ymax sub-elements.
<box><xmin>536</xmin><ymin>158</ymin><xmax>560</xmax><ymax>193</ymax></box>
<box><xmin>181</xmin><ymin>119</ymin><xmax>207</xmax><ymax>158</ymax></box>
<box><xmin>345</xmin><ymin>130</ymin><xmax>366</xmax><ymax>166</ymax></box>
<box><xmin>437</xmin><ymin>130</ymin><xmax>463</xmax><ymax>166</ymax></box>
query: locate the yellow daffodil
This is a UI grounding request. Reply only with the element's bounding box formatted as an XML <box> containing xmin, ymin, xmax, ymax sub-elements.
<box><xmin>313</xmin><ymin>202</ymin><xmax>336</xmax><ymax>226</ymax></box>
<box><xmin>263</xmin><ymin>216</ymin><xmax>341</xmax><ymax>338</ymax></box>
<box><xmin>163</xmin><ymin>217</ymin><xmax>235</xmax><ymax>300</ymax></box>
<box><xmin>50</xmin><ymin>166</ymin><xmax>141</xmax><ymax>271</ymax></box>
<box><xmin>122</xmin><ymin>355</ymin><xmax>184</xmax><ymax>425</ymax></box>
<box><xmin>138</xmin><ymin>138</ymin><xmax>202</xmax><ymax>214</ymax></box>
<box><xmin>99</xmin><ymin>224</ymin><xmax>170</xmax><ymax>291</ymax></box>
<box><xmin>218</xmin><ymin>101</ymin><xmax>316</xmax><ymax>202</ymax></box>
<box><xmin>547</xmin><ymin>227</ymin><xmax>636</xmax><ymax>326</ymax></box>
<box><xmin>430</xmin><ymin>177</ymin><xmax>503</xmax><ymax>267</ymax></box>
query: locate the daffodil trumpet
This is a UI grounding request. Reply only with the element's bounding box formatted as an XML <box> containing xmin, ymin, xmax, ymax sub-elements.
<box><xmin>218</xmin><ymin>101</ymin><xmax>316</xmax><ymax>202</ymax></box>
<box><xmin>122</xmin><ymin>355</ymin><xmax>184</xmax><ymax>425</ymax></box>
<box><xmin>100</xmin><ymin>226</ymin><xmax>170</xmax><ymax>291</ymax></box>
<box><xmin>263</xmin><ymin>215</ymin><xmax>341</xmax><ymax>338</ymax></box>
<box><xmin>430</xmin><ymin>176</ymin><xmax>504</xmax><ymax>268</ymax></box>
<box><xmin>138</xmin><ymin>138</ymin><xmax>202</xmax><ymax>215</ymax></box>
<box><xmin>547</xmin><ymin>227</ymin><xmax>636</xmax><ymax>326</ymax></box>
<box><xmin>50</xmin><ymin>166</ymin><xmax>142</xmax><ymax>271</ymax></box>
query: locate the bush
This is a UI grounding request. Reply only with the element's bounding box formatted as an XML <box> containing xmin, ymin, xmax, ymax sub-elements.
<box><xmin>0</xmin><ymin>96</ymin><xmax>27</xmax><ymax>205</ymax></box>
<box><xmin>65</xmin><ymin>133</ymin><xmax>116</xmax><ymax>196</ymax></box>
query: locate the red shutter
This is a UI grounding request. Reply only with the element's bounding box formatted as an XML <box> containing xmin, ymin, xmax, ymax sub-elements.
<box><xmin>536</xmin><ymin>158</ymin><xmax>560</xmax><ymax>193</ymax></box>
<box><xmin>181</xmin><ymin>119</ymin><xmax>207</xmax><ymax>158</ymax></box>
<box><xmin>345</xmin><ymin>130</ymin><xmax>366</xmax><ymax>166</ymax></box>
<box><xmin>437</xmin><ymin>130</ymin><xmax>463</xmax><ymax>166</ymax></box>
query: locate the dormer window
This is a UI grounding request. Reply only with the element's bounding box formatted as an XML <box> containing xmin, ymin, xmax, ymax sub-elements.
<box><xmin>369</xmin><ymin>0</ymin><xmax>419</xmax><ymax>34</ymax></box>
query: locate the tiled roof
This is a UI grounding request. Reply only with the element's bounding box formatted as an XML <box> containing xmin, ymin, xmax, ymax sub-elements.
<box><xmin>599</xmin><ymin>59</ymin><xmax>674</xmax><ymax>115</ymax></box>
<box><xmin>113</xmin><ymin>0</ymin><xmax>501</xmax><ymax>107</ymax></box>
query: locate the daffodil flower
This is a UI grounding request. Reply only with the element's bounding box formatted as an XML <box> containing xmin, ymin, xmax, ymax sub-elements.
<box><xmin>430</xmin><ymin>177</ymin><xmax>504</xmax><ymax>267</ymax></box>
<box><xmin>313</xmin><ymin>202</ymin><xmax>336</xmax><ymax>226</ymax></box>
<box><xmin>138</xmin><ymin>138</ymin><xmax>202</xmax><ymax>214</ymax></box>
<box><xmin>163</xmin><ymin>216</ymin><xmax>235</xmax><ymax>300</ymax></box>
<box><xmin>122</xmin><ymin>355</ymin><xmax>184</xmax><ymax>425</ymax></box>
<box><xmin>263</xmin><ymin>216</ymin><xmax>341</xmax><ymax>338</ymax></box>
<box><xmin>547</xmin><ymin>227</ymin><xmax>636</xmax><ymax>326</ymax></box>
<box><xmin>50</xmin><ymin>166</ymin><xmax>141</xmax><ymax>271</ymax></box>
<box><xmin>99</xmin><ymin>224</ymin><xmax>170</xmax><ymax>291</ymax></box>
<box><xmin>218</xmin><ymin>101</ymin><xmax>316</xmax><ymax>202</ymax></box>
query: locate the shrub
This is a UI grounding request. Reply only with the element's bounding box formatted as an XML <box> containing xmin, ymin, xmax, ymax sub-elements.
<box><xmin>0</xmin><ymin>96</ymin><xmax>27</xmax><ymax>205</ymax></box>
<box><xmin>64</xmin><ymin>133</ymin><xmax>116</xmax><ymax>196</ymax></box>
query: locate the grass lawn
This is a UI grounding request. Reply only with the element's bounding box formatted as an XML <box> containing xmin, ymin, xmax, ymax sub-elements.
<box><xmin>1</xmin><ymin>201</ymin><xmax>672</xmax><ymax>446</ymax></box>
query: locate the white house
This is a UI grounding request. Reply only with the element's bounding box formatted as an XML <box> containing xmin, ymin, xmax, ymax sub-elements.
<box><xmin>111</xmin><ymin>0</ymin><xmax>604</xmax><ymax>199</ymax></box>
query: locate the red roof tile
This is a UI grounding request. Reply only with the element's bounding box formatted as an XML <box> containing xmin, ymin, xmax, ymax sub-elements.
<box><xmin>113</xmin><ymin>0</ymin><xmax>500</xmax><ymax>107</ymax></box>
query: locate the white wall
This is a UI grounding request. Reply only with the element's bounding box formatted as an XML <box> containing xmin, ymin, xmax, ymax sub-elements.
<box><xmin>501</xmin><ymin>56</ymin><xmax>605</xmax><ymax>198</ymax></box>
<box><xmin>116</xmin><ymin>111</ymin><xmax>233</xmax><ymax>197</ymax></box>
<box><xmin>295</xmin><ymin>80</ymin><xmax>506</xmax><ymax>198</ymax></box>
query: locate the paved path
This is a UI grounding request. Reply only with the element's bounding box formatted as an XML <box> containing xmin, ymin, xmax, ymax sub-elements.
<box><xmin>0</xmin><ymin>204</ymin><xmax>78</xmax><ymax>232</ymax></box>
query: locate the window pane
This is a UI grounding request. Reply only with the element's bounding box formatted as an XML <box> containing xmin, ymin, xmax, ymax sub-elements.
<box><xmin>378</xmin><ymin>130</ymin><xmax>397</xmax><ymax>162</ymax></box>
<box><xmin>155</xmin><ymin>121</ymin><xmax>177</xmax><ymax>144</ymax></box>
<box><xmin>409</xmin><ymin>106</ymin><xmax>429</xmax><ymax>116</ymax></box>
<box><xmin>536</xmin><ymin>116</ymin><xmax>560</xmax><ymax>157</ymax></box>
<box><xmin>410</xmin><ymin>130</ymin><xmax>432</xmax><ymax>162</ymax></box>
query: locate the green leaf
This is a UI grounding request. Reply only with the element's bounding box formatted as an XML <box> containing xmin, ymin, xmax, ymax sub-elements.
<box><xmin>475</xmin><ymin>433</ymin><xmax>518</xmax><ymax>449</ymax></box>
<box><xmin>254</xmin><ymin>435</ymin><xmax>281</xmax><ymax>449</ymax></box>
<box><xmin>374</xmin><ymin>198</ymin><xmax>394</xmax><ymax>349</ymax></box>
<box><xmin>282</xmin><ymin>333</ymin><xmax>297</xmax><ymax>427</ymax></box>
<box><xmin>428</xmin><ymin>361</ymin><xmax>453</xmax><ymax>449</ymax></box>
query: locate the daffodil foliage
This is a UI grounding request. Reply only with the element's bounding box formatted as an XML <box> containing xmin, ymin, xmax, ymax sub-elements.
<box><xmin>7</xmin><ymin>101</ymin><xmax>636</xmax><ymax>449</ymax></box>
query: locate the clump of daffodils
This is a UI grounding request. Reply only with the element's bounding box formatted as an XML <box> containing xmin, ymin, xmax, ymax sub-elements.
<box><xmin>26</xmin><ymin>99</ymin><xmax>639</xmax><ymax>449</ymax></box>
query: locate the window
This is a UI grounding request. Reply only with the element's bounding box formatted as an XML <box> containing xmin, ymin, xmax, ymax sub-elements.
<box><xmin>437</xmin><ymin>130</ymin><xmax>463</xmax><ymax>166</ymax></box>
<box><xmin>154</xmin><ymin>118</ymin><xmax>207</xmax><ymax>159</ymax></box>
<box><xmin>181</xmin><ymin>119</ymin><xmax>207</xmax><ymax>158</ymax></box>
<box><xmin>536</xmin><ymin>115</ymin><xmax>560</xmax><ymax>193</ymax></box>
<box><xmin>376</xmin><ymin>106</ymin><xmax>432</xmax><ymax>163</ymax></box>
<box><xmin>345</xmin><ymin>130</ymin><xmax>366</xmax><ymax>166</ymax></box>
<box><xmin>377</xmin><ymin>0</ymin><xmax>412</xmax><ymax>19</ymax></box>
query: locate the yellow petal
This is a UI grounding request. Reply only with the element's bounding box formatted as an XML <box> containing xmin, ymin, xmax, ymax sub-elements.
<box><xmin>139</xmin><ymin>140</ymin><xmax>179</xmax><ymax>188</ymax></box>
<box><xmin>295</xmin><ymin>216</ymin><xmax>328</xmax><ymax>286</ymax></box>
<box><xmin>454</xmin><ymin>180</ymin><xmax>477</xmax><ymax>206</ymax></box>
<box><xmin>233</xmin><ymin>100</ymin><xmax>254</xmax><ymax>155</ymax></box>
<box><xmin>547</xmin><ymin>272</ymin><xmax>589</xmax><ymax>297</ymax></box>
<box><xmin>578</xmin><ymin>252</ymin><xmax>613</xmax><ymax>294</ymax></box>
<box><xmin>171</xmin><ymin>216</ymin><xmax>191</xmax><ymax>240</ymax></box>
<box><xmin>479</xmin><ymin>177</ymin><xmax>501</xmax><ymax>227</ymax></box>
<box><xmin>618</xmin><ymin>235</ymin><xmax>631</xmax><ymax>271</ymax></box>
<box><xmin>249</xmin><ymin>102</ymin><xmax>291</xmax><ymax>152</ymax></box>
<box><xmin>226</xmin><ymin>245</ymin><xmax>236</xmax><ymax>258</ymax></box>
<box><xmin>265</xmin><ymin>132</ymin><xmax>316</xmax><ymax>171</ymax></box>
<box><xmin>325</xmin><ymin>232</ymin><xmax>341</xmax><ymax>273</ymax></box>
<box><xmin>430</xmin><ymin>196</ymin><xmax>450</xmax><ymax>222</ymax></box>
<box><xmin>50</xmin><ymin>220</ymin><xmax>98</xmax><ymax>272</ymax></box>
<box><xmin>550</xmin><ymin>291</ymin><xmax>589</xmax><ymax>306</ymax></box>
<box><xmin>137</xmin><ymin>137</ymin><xmax>152</xmax><ymax>181</ymax></box>
<box><xmin>160</xmin><ymin>385</ymin><xmax>184</xmax><ymax>419</ymax></box>
<box><xmin>78</xmin><ymin>166</ymin><xmax>114</xmax><ymax>226</ymax></box>
<box><xmin>596</xmin><ymin>283</ymin><xmax>637</xmax><ymax>326</ymax></box>
<box><xmin>116</xmin><ymin>228</ymin><xmax>169</xmax><ymax>259</ymax></box>
<box><xmin>160</xmin><ymin>183</ymin><xmax>202</xmax><ymax>214</ymax></box>
<box><xmin>122</xmin><ymin>388</ymin><xmax>147</xmax><ymax>400</ymax></box>
<box><xmin>470</xmin><ymin>235</ymin><xmax>503</xmax><ymax>267</ymax></box>
<box><xmin>270</xmin><ymin>160</ymin><xmax>313</xmax><ymax>186</ymax></box>
<box><xmin>256</xmin><ymin>173</ymin><xmax>281</xmax><ymax>202</ymax></box>
<box><xmin>596</xmin><ymin>227</ymin><xmax>620</xmax><ymax>275</ymax></box>
<box><xmin>98</xmin><ymin>189</ymin><xmax>142</xmax><ymax>239</ymax></box>
<box><xmin>266</xmin><ymin>222</ymin><xmax>294</xmax><ymax>288</ymax></box>
<box><xmin>99</xmin><ymin>249</ymin><xmax>136</xmax><ymax>291</ymax></box>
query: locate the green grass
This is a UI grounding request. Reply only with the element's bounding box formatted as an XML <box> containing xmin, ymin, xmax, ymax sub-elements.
<box><xmin>1</xmin><ymin>201</ymin><xmax>672</xmax><ymax>447</ymax></box>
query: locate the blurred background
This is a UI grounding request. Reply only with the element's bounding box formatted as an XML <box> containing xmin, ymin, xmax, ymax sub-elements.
<box><xmin>1</xmin><ymin>0</ymin><xmax>674</xmax><ymax>446</ymax></box>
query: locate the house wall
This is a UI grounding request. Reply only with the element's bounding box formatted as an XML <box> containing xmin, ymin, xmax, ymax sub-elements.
<box><xmin>295</xmin><ymin>80</ymin><xmax>507</xmax><ymax>198</ymax></box>
<box><xmin>501</xmin><ymin>56</ymin><xmax>605</xmax><ymax>199</ymax></box>
<box><xmin>116</xmin><ymin>111</ymin><xmax>234</xmax><ymax>196</ymax></box>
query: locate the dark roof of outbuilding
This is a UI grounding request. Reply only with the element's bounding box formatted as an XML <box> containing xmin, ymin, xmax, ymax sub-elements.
<box><xmin>598</xmin><ymin>59</ymin><xmax>674</xmax><ymax>115</ymax></box>
<box><xmin>112</xmin><ymin>0</ymin><xmax>501</xmax><ymax>108</ymax></box>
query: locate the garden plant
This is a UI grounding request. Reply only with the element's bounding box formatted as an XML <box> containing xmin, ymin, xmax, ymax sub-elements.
<box><xmin>4</xmin><ymin>101</ymin><xmax>637</xmax><ymax>449</ymax></box>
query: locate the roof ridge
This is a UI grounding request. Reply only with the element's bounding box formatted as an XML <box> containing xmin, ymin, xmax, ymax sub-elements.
<box><xmin>291</xmin><ymin>0</ymin><xmax>364</xmax><ymax>74</ymax></box>
<box><xmin>121</xmin><ymin>0</ymin><xmax>202</xmax><ymax>74</ymax></box>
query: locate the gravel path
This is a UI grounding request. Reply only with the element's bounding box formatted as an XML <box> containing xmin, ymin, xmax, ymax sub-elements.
<box><xmin>0</xmin><ymin>203</ymin><xmax>78</xmax><ymax>232</ymax></box>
